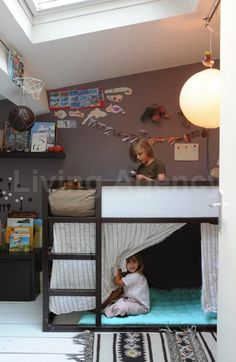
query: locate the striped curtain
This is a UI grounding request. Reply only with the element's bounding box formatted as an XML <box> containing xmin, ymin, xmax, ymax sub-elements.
<box><xmin>49</xmin><ymin>222</ymin><xmax>185</xmax><ymax>314</ymax></box>
<box><xmin>200</xmin><ymin>223</ymin><xmax>218</xmax><ymax>315</ymax></box>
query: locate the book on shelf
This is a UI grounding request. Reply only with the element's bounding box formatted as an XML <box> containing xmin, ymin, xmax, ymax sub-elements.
<box><xmin>4</xmin><ymin>121</ymin><xmax>30</xmax><ymax>151</ymax></box>
<box><xmin>6</xmin><ymin>212</ymin><xmax>42</xmax><ymax>249</ymax></box>
<box><xmin>9</xmin><ymin>233</ymin><xmax>31</xmax><ymax>252</ymax></box>
<box><xmin>5</xmin><ymin>218</ymin><xmax>34</xmax><ymax>251</ymax></box>
<box><xmin>31</xmin><ymin>132</ymin><xmax>47</xmax><ymax>152</ymax></box>
<box><xmin>33</xmin><ymin>219</ymin><xmax>43</xmax><ymax>248</ymax></box>
<box><xmin>30</xmin><ymin>121</ymin><xmax>56</xmax><ymax>150</ymax></box>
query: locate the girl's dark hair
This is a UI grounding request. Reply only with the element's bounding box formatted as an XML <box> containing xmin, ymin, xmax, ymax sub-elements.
<box><xmin>126</xmin><ymin>253</ymin><xmax>144</xmax><ymax>274</ymax></box>
<box><xmin>129</xmin><ymin>138</ymin><xmax>154</xmax><ymax>162</ymax></box>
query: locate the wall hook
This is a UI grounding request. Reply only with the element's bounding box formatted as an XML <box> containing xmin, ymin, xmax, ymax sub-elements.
<box><xmin>19</xmin><ymin>196</ymin><xmax>24</xmax><ymax>211</ymax></box>
<box><xmin>8</xmin><ymin>177</ymin><xmax>12</xmax><ymax>191</ymax></box>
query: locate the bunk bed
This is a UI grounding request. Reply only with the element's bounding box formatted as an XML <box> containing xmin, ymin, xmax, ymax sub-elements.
<box><xmin>42</xmin><ymin>180</ymin><xmax>219</xmax><ymax>332</ymax></box>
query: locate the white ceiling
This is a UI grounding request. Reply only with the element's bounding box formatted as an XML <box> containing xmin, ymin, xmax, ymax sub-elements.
<box><xmin>0</xmin><ymin>0</ymin><xmax>220</xmax><ymax>115</ymax></box>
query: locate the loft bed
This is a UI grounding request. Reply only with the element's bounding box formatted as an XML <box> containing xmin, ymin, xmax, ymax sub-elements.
<box><xmin>42</xmin><ymin>180</ymin><xmax>219</xmax><ymax>332</ymax></box>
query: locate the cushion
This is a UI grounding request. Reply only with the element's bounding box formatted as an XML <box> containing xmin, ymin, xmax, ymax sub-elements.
<box><xmin>49</xmin><ymin>189</ymin><xmax>96</xmax><ymax>217</ymax></box>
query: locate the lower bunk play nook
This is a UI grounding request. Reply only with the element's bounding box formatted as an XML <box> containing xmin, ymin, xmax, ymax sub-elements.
<box><xmin>42</xmin><ymin>180</ymin><xmax>218</xmax><ymax>332</ymax></box>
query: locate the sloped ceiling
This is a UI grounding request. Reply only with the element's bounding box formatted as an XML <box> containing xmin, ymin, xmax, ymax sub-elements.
<box><xmin>0</xmin><ymin>0</ymin><xmax>220</xmax><ymax>114</ymax></box>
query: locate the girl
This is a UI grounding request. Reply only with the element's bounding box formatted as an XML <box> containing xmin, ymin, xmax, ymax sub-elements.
<box><xmin>129</xmin><ymin>138</ymin><xmax>166</xmax><ymax>181</ymax></box>
<box><xmin>104</xmin><ymin>254</ymin><xmax>150</xmax><ymax>318</ymax></box>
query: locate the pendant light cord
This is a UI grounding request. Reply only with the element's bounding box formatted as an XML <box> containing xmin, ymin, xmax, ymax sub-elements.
<box><xmin>0</xmin><ymin>38</ymin><xmax>9</xmax><ymax>51</ymax></box>
<box><xmin>204</xmin><ymin>0</ymin><xmax>221</xmax><ymax>27</ymax></box>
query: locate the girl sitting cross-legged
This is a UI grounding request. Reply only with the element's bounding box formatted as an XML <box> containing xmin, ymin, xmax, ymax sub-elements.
<box><xmin>104</xmin><ymin>254</ymin><xmax>150</xmax><ymax>318</ymax></box>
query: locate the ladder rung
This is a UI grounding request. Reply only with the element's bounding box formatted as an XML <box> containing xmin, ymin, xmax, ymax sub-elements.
<box><xmin>47</xmin><ymin>216</ymin><xmax>96</xmax><ymax>223</ymax></box>
<box><xmin>49</xmin><ymin>289</ymin><xmax>96</xmax><ymax>297</ymax></box>
<box><xmin>48</xmin><ymin>253</ymin><xmax>96</xmax><ymax>260</ymax></box>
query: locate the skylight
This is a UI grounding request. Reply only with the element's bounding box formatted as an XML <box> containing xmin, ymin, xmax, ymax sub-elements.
<box><xmin>29</xmin><ymin>0</ymin><xmax>116</xmax><ymax>12</ymax></box>
<box><xmin>17</xmin><ymin>0</ymin><xmax>199</xmax><ymax>43</ymax></box>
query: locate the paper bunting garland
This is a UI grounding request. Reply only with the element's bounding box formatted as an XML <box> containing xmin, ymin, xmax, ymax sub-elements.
<box><xmin>80</xmin><ymin>115</ymin><xmax>208</xmax><ymax>146</ymax></box>
<box><xmin>51</xmin><ymin>84</ymin><xmax>208</xmax><ymax>146</ymax></box>
<box><xmin>148</xmin><ymin>137</ymin><xmax>166</xmax><ymax>146</ymax></box>
<box><xmin>87</xmin><ymin>118</ymin><xmax>97</xmax><ymax>128</ymax></box>
<box><xmin>104</xmin><ymin>126</ymin><xmax>114</xmax><ymax>136</ymax></box>
<box><xmin>54</xmin><ymin>106</ymin><xmax>207</xmax><ymax>145</ymax></box>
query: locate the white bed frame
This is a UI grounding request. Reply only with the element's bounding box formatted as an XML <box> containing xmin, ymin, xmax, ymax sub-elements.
<box><xmin>102</xmin><ymin>185</ymin><xmax>219</xmax><ymax>218</ymax></box>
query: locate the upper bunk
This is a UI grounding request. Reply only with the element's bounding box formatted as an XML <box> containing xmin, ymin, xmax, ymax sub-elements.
<box><xmin>43</xmin><ymin>180</ymin><xmax>219</xmax><ymax>223</ymax></box>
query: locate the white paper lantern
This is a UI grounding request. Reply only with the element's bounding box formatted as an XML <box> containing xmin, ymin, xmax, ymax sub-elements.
<box><xmin>179</xmin><ymin>68</ymin><xmax>220</xmax><ymax>128</ymax></box>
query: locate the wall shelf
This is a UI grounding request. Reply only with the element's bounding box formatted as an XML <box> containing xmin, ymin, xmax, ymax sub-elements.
<box><xmin>0</xmin><ymin>151</ymin><xmax>65</xmax><ymax>159</ymax></box>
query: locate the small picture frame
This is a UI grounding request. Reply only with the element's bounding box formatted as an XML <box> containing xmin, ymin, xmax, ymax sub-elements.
<box><xmin>30</xmin><ymin>121</ymin><xmax>56</xmax><ymax>149</ymax></box>
<box><xmin>31</xmin><ymin>132</ymin><xmax>47</xmax><ymax>152</ymax></box>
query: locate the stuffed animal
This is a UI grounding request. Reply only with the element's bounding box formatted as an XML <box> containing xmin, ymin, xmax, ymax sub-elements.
<box><xmin>63</xmin><ymin>179</ymin><xmax>81</xmax><ymax>190</ymax></box>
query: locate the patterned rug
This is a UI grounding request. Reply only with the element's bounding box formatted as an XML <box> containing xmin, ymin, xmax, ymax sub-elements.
<box><xmin>67</xmin><ymin>328</ymin><xmax>217</xmax><ymax>362</ymax></box>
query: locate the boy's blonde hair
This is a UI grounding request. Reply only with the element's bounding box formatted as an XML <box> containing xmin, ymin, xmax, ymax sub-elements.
<box><xmin>126</xmin><ymin>253</ymin><xmax>144</xmax><ymax>274</ymax></box>
<box><xmin>129</xmin><ymin>138</ymin><xmax>154</xmax><ymax>162</ymax></box>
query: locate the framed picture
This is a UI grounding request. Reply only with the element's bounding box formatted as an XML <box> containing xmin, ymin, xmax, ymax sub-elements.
<box><xmin>47</xmin><ymin>87</ymin><xmax>105</xmax><ymax>110</ymax></box>
<box><xmin>30</xmin><ymin>121</ymin><xmax>56</xmax><ymax>149</ymax></box>
<box><xmin>31</xmin><ymin>133</ymin><xmax>47</xmax><ymax>152</ymax></box>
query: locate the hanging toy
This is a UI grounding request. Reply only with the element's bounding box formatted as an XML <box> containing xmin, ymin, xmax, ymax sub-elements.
<box><xmin>202</xmin><ymin>50</ymin><xmax>215</xmax><ymax>68</ymax></box>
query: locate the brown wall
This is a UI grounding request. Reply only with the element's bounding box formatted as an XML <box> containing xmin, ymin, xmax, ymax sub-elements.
<box><xmin>0</xmin><ymin>61</ymin><xmax>219</xmax><ymax>219</ymax></box>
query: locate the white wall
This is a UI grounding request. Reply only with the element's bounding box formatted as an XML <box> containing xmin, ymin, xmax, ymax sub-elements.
<box><xmin>217</xmin><ymin>1</ymin><xmax>236</xmax><ymax>361</ymax></box>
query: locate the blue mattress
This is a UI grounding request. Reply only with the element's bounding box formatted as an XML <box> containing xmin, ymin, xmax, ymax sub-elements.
<box><xmin>78</xmin><ymin>288</ymin><xmax>217</xmax><ymax>325</ymax></box>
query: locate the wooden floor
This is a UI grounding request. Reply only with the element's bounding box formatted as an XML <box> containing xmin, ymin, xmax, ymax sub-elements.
<box><xmin>0</xmin><ymin>295</ymin><xmax>83</xmax><ymax>362</ymax></box>
<box><xmin>0</xmin><ymin>295</ymin><xmax>218</xmax><ymax>362</ymax></box>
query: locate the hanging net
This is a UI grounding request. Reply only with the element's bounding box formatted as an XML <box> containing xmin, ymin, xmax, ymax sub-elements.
<box><xmin>16</xmin><ymin>77</ymin><xmax>45</xmax><ymax>99</ymax></box>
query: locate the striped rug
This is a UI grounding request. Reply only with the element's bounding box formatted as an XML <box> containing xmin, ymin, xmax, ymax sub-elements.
<box><xmin>68</xmin><ymin>329</ymin><xmax>217</xmax><ymax>362</ymax></box>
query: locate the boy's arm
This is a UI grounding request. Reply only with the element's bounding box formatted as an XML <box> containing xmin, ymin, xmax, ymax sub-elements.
<box><xmin>136</xmin><ymin>173</ymin><xmax>166</xmax><ymax>181</ymax></box>
<box><xmin>158</xmin><ymin>173</ymin><xmax>166</xmax><ymax>181</ymax></box>
<box><xmin>114</xmin><ymin>268</ymin><xmax>124</xmax><ymax>286</ymax></box>
<box><xmin>136</xmin><ymin>174</ymin><xmax>150</xmax><ymax>181</ymax></box>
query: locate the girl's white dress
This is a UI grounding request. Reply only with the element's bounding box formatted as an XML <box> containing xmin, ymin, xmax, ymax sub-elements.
<box><xmin>104</xmin><ymin>272</ymin><xmax>150</xmax><ymax>317</ymax></box>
